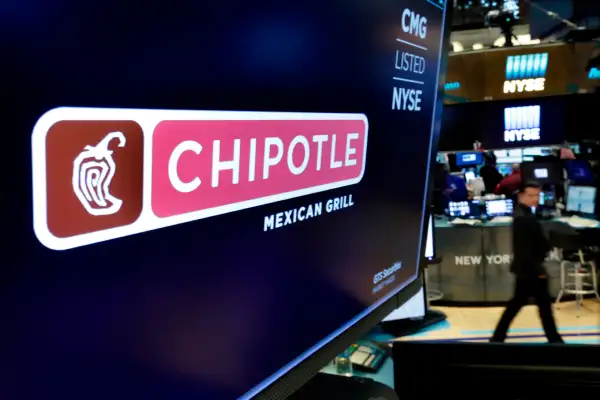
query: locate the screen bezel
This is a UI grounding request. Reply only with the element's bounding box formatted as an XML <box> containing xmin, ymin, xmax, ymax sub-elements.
<box><xmin>254</xmin><ymin>4</ymin><xmax>453</xmax><ymax>399</ymax></box>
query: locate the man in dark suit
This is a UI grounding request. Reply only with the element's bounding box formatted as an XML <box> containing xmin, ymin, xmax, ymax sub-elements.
<box><xmin>490</xmin><ymin>181</ymin><xmax>564</xmax><ymax>343</ymax></box>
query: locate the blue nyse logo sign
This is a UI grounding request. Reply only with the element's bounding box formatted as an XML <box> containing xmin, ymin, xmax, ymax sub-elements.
<box><xmin>589</xmin><ymin>67</ymin><xmax>600</xmax><ymax>80</ymax></box>
<box><xmin>504</xmin><ymin>105</ymin><xmax>541</xmax><ymax>143</ymax></box>
<box><xmin>503</xmin><ymin>53</ymin><xmax>548</xmax><ymax>94</ymax></box>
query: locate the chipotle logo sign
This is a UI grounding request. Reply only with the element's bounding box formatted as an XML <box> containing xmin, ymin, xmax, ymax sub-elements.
<box><xmin>32</xmin><ymin>107</ymin><xmax>369</xmax><ymax>250</ymax></box>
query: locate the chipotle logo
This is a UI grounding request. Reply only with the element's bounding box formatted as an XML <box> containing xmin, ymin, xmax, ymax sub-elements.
<box><xmin>32</xmin><ymin>108</ymin><xmax>369</xmax><ymax>250</ymax></box>
<box><xmin>43</xmin><ymin>120</ymin><xmax>144</xmax><ymax>239</ymax></box>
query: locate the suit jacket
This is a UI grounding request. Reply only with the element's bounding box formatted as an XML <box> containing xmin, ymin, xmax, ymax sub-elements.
<box><xmin>510</xmin><ymin>202</ymin><xmax>552</xmax><ymax>278</ymax></box>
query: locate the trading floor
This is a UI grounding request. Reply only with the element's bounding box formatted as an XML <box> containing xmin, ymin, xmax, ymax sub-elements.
<box><xmin>398</xmin><ymin>301</ymin><xmax>600</xmax><ymax>344</ymax></box>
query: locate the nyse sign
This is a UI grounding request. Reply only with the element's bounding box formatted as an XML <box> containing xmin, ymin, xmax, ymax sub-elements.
<box><xmin>503</xmin><ymin>53</ymin><xmax>548</xmax><ymax>94</ymax></box>
<box><xmin>504</xmin><ymin>105</ymin><xmax>541</xmax><ymax>143</ymax></box>
<box><xmin>503</xmin><ymin>78</ymin><xmax>545</xmax><ymax>93</ymax></box>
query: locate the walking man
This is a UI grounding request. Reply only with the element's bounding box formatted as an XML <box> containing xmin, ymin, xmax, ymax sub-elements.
<box><xmin>490</xmin><ymin>181</ymin><xmax>564</xmax><ymax>343</ymax></box>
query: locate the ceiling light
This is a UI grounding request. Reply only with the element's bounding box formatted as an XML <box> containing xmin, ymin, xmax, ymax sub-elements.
<box><xmin>452</xmin><ymin>41</ymin><xmax>464</xmax><ymax>52</ymax></box>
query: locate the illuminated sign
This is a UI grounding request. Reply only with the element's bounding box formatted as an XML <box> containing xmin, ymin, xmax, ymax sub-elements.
<box><xmin>504</xmin><ymin>105</ymin><xmax>540</xmax><ymax>143</ymax></box>
<box><xmin>462</xmin><ymin>154</ymin><xmax>476</xmax><ymax>162</ymax></box>
<box><xmin>503</xmin><ymin>53</ymin><xmax>548</xmax><ymax>93</ymax></box>
<box><xmin>444</xmin><ymin>82</ymin><xmax>460</xmax><ymax>91</ymax></box>
<box><xmin>589</xmin><ymin>67</ymin><xmax>600</xmax><ymax>79</ymax></box>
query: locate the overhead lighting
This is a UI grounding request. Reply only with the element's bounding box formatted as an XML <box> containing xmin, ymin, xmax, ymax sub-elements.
<box><xmin>452</xmin><ymin>41</ymin><xmax>464</xmax><ymax>52</ymax></box>
<box><xmin>517</xmin><ymin>34</ymin><xmax>541</xmax><ymax>45</ymax></box>
<box><xmin>472</xmin><ymin>43</ymin><xmax>484</xmax><ymax>50</ymax></box>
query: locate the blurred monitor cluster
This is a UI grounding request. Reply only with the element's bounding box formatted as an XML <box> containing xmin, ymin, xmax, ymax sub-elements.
<box><xmin>453</xmin><ymin>0</ymin><xmax>529</xmax><ymax>29</ymax></box>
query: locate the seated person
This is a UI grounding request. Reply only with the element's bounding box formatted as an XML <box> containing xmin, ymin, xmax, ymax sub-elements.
<box><xmin>494</xmin><ymin>163</ymin><xmax>521</xmax><ymax>197</ymax></box>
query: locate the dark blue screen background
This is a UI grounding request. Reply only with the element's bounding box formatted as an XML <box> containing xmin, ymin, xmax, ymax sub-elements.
<box><xmin>1</xmin><ymin>1</ymin><xmax>448</xmax><ymax>399</ymax></box>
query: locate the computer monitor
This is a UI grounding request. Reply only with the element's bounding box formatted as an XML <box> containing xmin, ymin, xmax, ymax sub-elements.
<box><xmin>497</xmin><ymin>163</ymin><xmax>513</xmax><ymax>176</ymax></box>
<box><xmin>4</xmin><ymin>1</ymin><xmax>452</xmax><ymax>399</ymax></box>
<box><xmin>566</xmin><ymin>186</ymin><xmax>597</xmax><ymax>215</ymax></box>
<box><xmin>565</xmin><ymin>160</ymin><xmax>595</xmax><ymax>185</ymax></box>
<box><xmin>448</xmin><ymin>200</ymin><xmax>482</xmax><ymax>218</ymax></box>
<box><xmin>521</xmin><ymin>161</ymin><xmax>561</xmax><ymax>185</ymax></box>
<box><xmin>455</xmin><ymin>151</ymin><xmax>483</xmax><ymax>166</ymax></box>
<box><xmin>539</xmin><ymin>190</ymin><xmax>555</xmax><ymax>208</ymax></box>
<box><xmin>485</xmin><ymin>199</ymin><xmax>514</xmax><ymax>217</ymax></box>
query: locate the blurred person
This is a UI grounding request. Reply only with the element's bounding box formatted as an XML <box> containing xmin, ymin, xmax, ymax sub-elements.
<box><xmin>479</xmin><ymin>154</ymin><xmax>503</xmax><ymax>194</ymax></box>
<box><xmin>433</xmin><ymin>163</ymin><xmax>468</xmax><ymax>211</ymax></box>
<box><xmin>490</xmin><ymin>181</ymin><xmax>563</xmax><ymax>344</ymax></box>
<box><xmin>494</xmin><ymin>163</ymin><xmax>521</xmax><ymax>197</ymax></box>
<box><xmin>559</xmin><ymin>141</ymin><xmax>575</xmax><ymax>160</ymax></box>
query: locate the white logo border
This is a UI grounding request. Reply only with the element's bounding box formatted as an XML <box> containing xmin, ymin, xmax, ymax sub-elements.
<box><xmin>32</xmin><ymin>107</ymin><xmax>369</xmax><ymax>251</ymax></box>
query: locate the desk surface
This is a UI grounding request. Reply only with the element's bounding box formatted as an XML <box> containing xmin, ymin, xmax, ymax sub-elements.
<box><xmin>436</xmin><ymin>216</ymin><xmax>600</xmax><ymax>229</ymax></box>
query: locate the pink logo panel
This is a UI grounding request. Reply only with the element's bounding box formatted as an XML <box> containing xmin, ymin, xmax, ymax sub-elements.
<box><xmin>151</xmin><ymin>119</ymin><xmax>367</xmax><ymax>218</ymax></box>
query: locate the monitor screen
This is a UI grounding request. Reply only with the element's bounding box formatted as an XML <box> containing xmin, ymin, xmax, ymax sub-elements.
<box><xmin>449</xmin><ymin>200</ymin><xmax>482</xmax><ymax>218</ymax></box>
<box><xmin>455</xmin><ymin>151</ymin><xmax>483</xmax><ymax>166</ymax></box>
<box><xmin>539</xmin><ymin>190</ymin><xmax>555</xmax><ymax>207</ymax></box>
<box><xmin>3</xmin><ymin>1</ymin><xmax>450</xmax><ymax>399</ymax></box>
<box><xmin>521</xmin><ymin>161</ymin><xmax>561</xmax><ymax>185</ymax></box>
<box><xmin>534</xmin><ymin>167</ymin><xmax>549</xmax><ymax>179</ymax></box>
<box><xmin>566</xmin><ymin>186</ymin><xmax>597</xmax><ymax>215</ymax></box>
<box><xmin>565</xmin><ymin>160</ymin><xmax>595</xmax><ymax>185</ymax></box>
<box><xmin>497</xmin><ymin>164</ymin><xmax>513</xmax><ymax>176</ymax></box>
<box><xmin>486</xmin><ymin>199</ymin><xmax>514</xmax><ymax>217</ymax></box>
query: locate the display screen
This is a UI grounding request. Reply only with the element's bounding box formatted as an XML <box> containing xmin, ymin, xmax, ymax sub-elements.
<box><xmin>3</xmin><ymin>1</ymin><xmax>449</xmax><ymax>399</ymax></box>
<box><xmin>567</xmin><ymin>186</ymin><xmax>597</xmax><ymax>215</ymax></box>
<box><xmin>521</xmin><ymin>161</ymin><xmax>560</xmax><ymax>185</ymax></box>
<box><xmin>539</xmin><ymin>191</ymin><xmax>555</xmax><ymax>207</ymax></box>
<box><xmin>486</xmin><ymin>199</ymin><xmax>514</xmax><ymax>217</ymax></box>
<box><xmin>448</xmin><ymin>200</ymin><xmax>481</xmax><ymax>218</ymax></box>
<box><xmin>455</xmin><ymin>151</ymin><xmax>483</xmax><ymax>166</ymax></box>
<box><xmin>439</xmin><ymin>97</ymin><xmax>565</xmax><ymax>151</ymax></box>
<box><xmin>565</xmin><ymin>160</ymin><xmax>594</xmax><ymax>185</ymax></box>
<box><xmin>497</xmin><ymin>164</ymin><xmax>514</xmax><ymax>176</ymax></box>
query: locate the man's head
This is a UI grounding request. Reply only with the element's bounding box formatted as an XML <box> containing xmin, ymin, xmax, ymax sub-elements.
<box><xmin>484</xmin><ymin>153</ymin><xmax>496</xmax><ymax>166</ymax></box>
<box><xmin>518</xmin><ymin>180</ymin><xmax>542</xmax><ymax>207</ymax></box>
